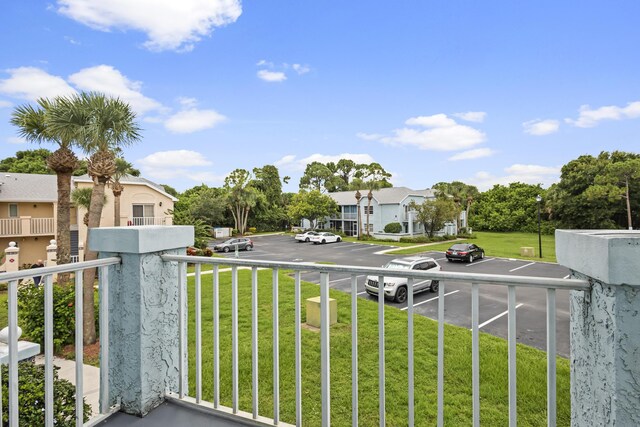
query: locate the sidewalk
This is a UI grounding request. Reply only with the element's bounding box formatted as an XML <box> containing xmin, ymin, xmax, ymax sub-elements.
<box><xmin>35</xmin><ymin>355</ymin><xmax>101</xmax><ymax>416</ymax></box>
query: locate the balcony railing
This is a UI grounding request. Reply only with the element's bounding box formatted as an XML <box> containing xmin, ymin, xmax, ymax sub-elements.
<box><xmin>128</xmin><ymin>216</ymin><xmax>169</xmax><ymax>226</ymax></box>
<box><xmin>0</xmin><ymin>257</ymin><xmax>121</xmax><ymax>426</ymax></box>
<box><xmin>160</xmin><ymin>255</ymin><xmax>589</xmax><ymax>427</ymax></box>
<box><xmin>0</xmin><ymin>217</ymin><xmax>55</xmax><ymax>237</ymax></box>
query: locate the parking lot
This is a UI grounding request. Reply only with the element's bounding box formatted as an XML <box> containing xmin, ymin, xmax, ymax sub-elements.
<box><xmin>212</xmin><ymin>234</ymin><xmax>572</xmax><ymax>357</ymax></box>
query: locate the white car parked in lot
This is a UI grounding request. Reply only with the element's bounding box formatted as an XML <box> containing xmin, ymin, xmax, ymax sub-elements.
<box><xmin>295</xmin><ymin>231</ymin><xmax>319</xmax><ymax>242</ymax></box>
<box><xmin>365</xmin><ymin>256</ymin><xmax>441</xmax><ymax>303</ymax></box>
<box><xmin>309</xmin><ymin>232</ymin><xmax>342</xmax><ymax>244</ymax></box>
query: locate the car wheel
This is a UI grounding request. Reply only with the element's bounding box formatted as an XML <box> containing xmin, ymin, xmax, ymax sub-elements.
<box><xmin>337</xmin><ymin>237</ymin><xmax>341</xmax><ymax>242</ymax></box>
<box><xmin>322</xmin><ymin>239</ymin><xmax>326</xmax><ymax>244</ymax></box>
<box><xmin>305</xmin><ymin>237</ymin><xmax>310</xmax><ymax>242</ymax></box>
<box><xmin>447</xmin><ymin>258</ymin><xmax>452</xmax><ymax>262</ymax></box>
<box><xmin>246</xmin><ymin>245</ymin><xmax>253</xmax><ymax>251</ymax></box>
<box><xmin>395</xmin><ymin>286</ymin><xmax>408</xmax><ymax>303</ymax></box>
<box><xmin>469</xmin><ymin>254</ymin><xmax>474</xmax><ymax>263</ymax></box>
<box><xmin>223</xmin><ymin>247</ymin><xmax>230</xmax><ymax>253</ymax></box>
<box><xmin>480</xmin><ymin>251</ymin><xmax>484</xmax><ymax>259</ymax></box>
<box><xmin>430</xmin><ymin>280</ymin><xmax>439</xmax><ymax>293</ymax></box>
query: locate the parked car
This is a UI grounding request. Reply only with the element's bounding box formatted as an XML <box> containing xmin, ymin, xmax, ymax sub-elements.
<box><xmin>445</xmin><ymin>243</ymin><xmax>484</xmax><ymax>263</ymax></box>
<box><xmin>295</xmin><ymin>230</ymin><xmax>319</xmax><ymax>242</ymax></box>
<box><xmin>309</xmin><ymin>232</ymin><xmax>342</xmax><ymax>244</ymax></box>
<box><xmin>213</xmin><ymin>237</ymin><xmax>254</xmax><ymax>252</ymax></box>
<box><xmin>365</xmin><ymin>256</ymin><xmax>441</xmax><ymax>303</ymax></box>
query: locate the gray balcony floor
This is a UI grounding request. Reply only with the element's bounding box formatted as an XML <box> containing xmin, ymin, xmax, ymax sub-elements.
<box><xmin>97</xmin><ymin>401</ymin><xmax>249</xmax><ymax>427</ymax></box>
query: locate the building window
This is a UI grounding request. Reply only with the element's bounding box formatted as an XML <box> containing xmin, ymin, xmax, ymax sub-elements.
<box><xmin>367</xmin><ymin>224</ymin><xmax>374</xmax><ymax>232</ymax></box>
<box><xmin>8</xmin><ymin>203</ymin><xmax>18</xmax><ymax>217</ymax></box>
<box><xmin>363</xmin><ymin>206</ymin><xmax>373</xmax><ymax>215</ymax></box>
<box><xmin>132</xmin><ymin>204</ymin><xmax>155</xmax><ymax>225</ymax></box>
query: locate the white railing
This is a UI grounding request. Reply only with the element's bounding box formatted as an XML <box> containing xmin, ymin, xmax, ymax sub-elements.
<box><xmin>0</xmin><ymin>257</ymin><xmax>121</xmax><ymax>427</ymax></box>
<box><xmin>129</xmin><ymin>216</ymin><xmax>168</xmax><ymax>226</ymax></box>
<box><xmin>161</xmin><ymin>255</ymin><xmax>590</xmax><ymax>427</ymax></box>
<box><xmin>70</xmin><ymin>255</ymin><xmax>79</xmax><ymax>263</ymax></box>
<box><xmin>0</xmin><ymin>218</ymin><xmax>21</xmax><ymax>236</ymax></box>
<box><xmin>30</xmin><ymin>217</ymin><xmax>55</xmax><ymax>235</ymax></box>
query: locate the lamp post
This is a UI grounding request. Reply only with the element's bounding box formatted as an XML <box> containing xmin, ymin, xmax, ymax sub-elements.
<box><xmin>355</xmin><ymin>190</ymin><xmax>362</xmax><ymax>240</ymax></box>
<box><xmin>536</xmin><ymin>194</ymin><xmax>542</xmax><ymax>258</ymax></box>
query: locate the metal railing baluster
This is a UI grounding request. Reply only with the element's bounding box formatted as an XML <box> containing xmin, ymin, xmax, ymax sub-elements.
<box><xmin>232</xmin><ymin>266</ymin><xmax>239</xmax><ymax>413</ymax></box>
<box><xmin>378</xmin><ymin>274</ymin><xmax>385</xmax><ymax>427</ymax></box>
<box><xmin>351</xmin><ymin>274</ymin><xmax>359</xmax><ymax>427</ymax></box>
<box><xmin>508</xmin><ymin>285</ymin><xmax>517</xmax><ymax>427</ymax></box>
<box><xmin>273</xmin><ymin>268</ymin><xmax>280</xmax><ymax>424</ymax></box>
<box><xmin>472</xmin><ymin>283</ymin><xmax>480</xmax><ymax>427</ymax></box>
<box><xmin>407</xmin><ymin>278</ymin><xmax>414</xmax><ymax>427</ymax></box>
<box><xmin>178</xmin><ymin>261</ymin><xmax>186</xmax><ymax>399</ymax></box>
<box><xmin>195</xmin><ymin>263</ymin><xmax>202</xmax><ymax>403</ymax></box>
<box><xmin>75</xmin><ymin>270</ymin><xmax>84</xmax><ymax>427</ymax></box>
<box><xmin>320</xmin><ymin>271</ymin><xmax>330</xmax><ymax>427</ymax></box>
<box><xmin>213</xmin><ymin>265</ymin><xmax>220</xmax><ymax>408</ymax></box>
<box><xmin>547</xmin><ymin>288</ymin><xmax>557</xmax><ymax>427</ymax></box>
<box><xmin>437</xmin><ymin>280</ymin><xmax>444</xmax><ymax>427</ymax></box>
<box><xmin>295</xmin><ymin>271</ymin><xmax>302</xmax><ymax>426</ymax></box>
<box><xmin>99</xmin><ymin>265</ymin><xmax>110</xmax><ymax>413</ymax></box>
<box><xmin>44</xmin><ymin>274</ymin><xmax>54</xmax><ymax>426</ymax></box>
<box><xmin>252</xmin><ymin>267</ymin><xmax>260</xmax><ymax>419</ymax></box>
<box><xmin>8</xmin><ymin>279</ymin><xmax>18</xmax><ymax>425</ymax></box>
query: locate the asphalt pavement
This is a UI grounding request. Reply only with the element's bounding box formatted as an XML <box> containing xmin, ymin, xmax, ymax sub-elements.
<box><xmin>211</xmin><ymin>234</ymin><xmax>573</xmax><ymax>357</ymax></box>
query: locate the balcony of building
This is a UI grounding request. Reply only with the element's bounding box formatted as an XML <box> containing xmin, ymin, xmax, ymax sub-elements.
<box><xmin>0</xmin><ymin>227</ymin><xmax>638</xmax><ymax>426</ymax></box>
<box><xmin>0</xmin><ymin>216</ymin><xmax>55</xmax><ymax>237</ymax></box>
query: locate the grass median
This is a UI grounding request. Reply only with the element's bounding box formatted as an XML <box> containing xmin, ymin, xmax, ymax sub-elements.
<box><xmin>187</xmin><ymin>269</ymin><xmax>569</xmax><ymax>426</ymax></box>
<box><xmin>387</xmin><ymin>232</ymin><xmax>557</xmax><ymax>263</ymax></box>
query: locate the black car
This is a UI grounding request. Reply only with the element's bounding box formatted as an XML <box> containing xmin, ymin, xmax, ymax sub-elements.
<box><xmin>214</xmin><ymin>237</ymin><xmax>254</xmax><ymax>253</ymax></box>
<box><xmin>446</xmin><ymin>243</ymin><xmax>484</xmax><ymax>263</ymax></box>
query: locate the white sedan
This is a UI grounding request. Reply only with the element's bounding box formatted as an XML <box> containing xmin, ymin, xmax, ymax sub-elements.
<box><xmin>295</xmin><ymin>231</ymin><xmax>319</xmax><ymax>242</ymax></box>
<box><xmin>309</xmin><ymin>232</ymin><xmax>342</xmax><ymax>244</ymax></box>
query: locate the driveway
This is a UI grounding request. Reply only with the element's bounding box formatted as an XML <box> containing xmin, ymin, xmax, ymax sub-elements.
<box><xmin>211</xmin><ymin>234</ymin><xmax>572</xmax><ymax>357</ymax></box>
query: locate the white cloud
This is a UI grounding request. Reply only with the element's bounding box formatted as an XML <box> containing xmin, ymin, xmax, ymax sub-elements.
<box><xmin>453</xmin><ymin>111</ymin><xmax>486</xmax><ymax>123</ymax></box>
<box><xmin>6</xmin><ymin>137</ymin><xmax>26</xmax><ymax>144</ymax></box>
<box><xmin>256</xmin><ymin>59</ymin><xmax>274</xmax><ymax>67</ymax></box>
<box><xmin>138</xmin><ymin>150</ymin><xmax>213</xmax><ymax>179</ymax></box>
<box><xmin>64</xmin><ymin>36</ymin><xmax>81</xmax><ymax>45</ymax></box>
<box><xmin>56</xmin><ymin>0</ymin><xmax>242</xmax><ymax>52</ymax></box>
<box><xmin>0</xmin><ymin>100</ymin><xmax>12</xmax><ymax>108</ymax></box>
<box><xmin>177</xmin><ymin>97</ymin><xmax>198</xmax><ymax>108</ymax></box>
<box><xmin>68</xmin><ymin>65</ymin><xmax>164</xmax><ymax>114</ymax></box>
<box><xmin>0</xmin><ymin>67</ymin><xmax>76</xmax><ymax>101</ymax></box>
<box><xmin>275</xmin><ymin>153</ymin><xmax>376</xmax><ymax>172</ymax></box>
<box><xmin>164</xmin><ymin>108</ymin><xmax>227</xmax><ymax>133</ymax></box>
<box><xmin>448</xmin><ymin>148</ymin><xmax>494</xmax><ymax>161</ymax></box>
<box><xmin>565</xmin><ymin>101</ymin><xmax>640</xmax><ymax>128</ymax></box>
<box><xmin>186</xmin><ymin>171</ymin><xmax>226</xmax><ymax>185</ymax></box>
<box><xmin>292</xmin><ymin>64</ymin><xmax>310</xmax><ymax>75</ymax></box>
<box><xmin>365</xmin><ymin>113</ymin><xmax>486</xmax><ymax>151</ymax></box>
<box><xmin>469</xmin><ymin>164</ymin><xmax>561</xmax><ymax>191</ymax></box>
<box><xmin>523</xmin><ymin>119</ymin><xmax>560</xmax><ymax>136</ymax></box>
<box><xmin>257</xmin><ymin>70</ymin><xmax>287</xmax><ymax>82</ymax></box>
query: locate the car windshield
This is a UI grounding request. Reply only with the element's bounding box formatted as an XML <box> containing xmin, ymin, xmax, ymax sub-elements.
<box><xmin>223</xmin><ymin>239</ymin><xmax>235</xmax><ymax>244</ymax></box>
<box><xmin>450</xmin><ymin>244</ymin><xmax>469</xmax><ymax>250</ymax></box>
<box><xmin>385</xmin><ymin>262</ymin><xmax>411</xmax><ymax>270</ymax></box>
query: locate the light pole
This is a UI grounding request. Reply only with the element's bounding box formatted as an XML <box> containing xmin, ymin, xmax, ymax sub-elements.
<box><xmin>355</xmin><ymin>190</ymin><xmax>362</xmax><ymax>240</ymax></box>
<box><xmin>536</xmin><ymin>194</ymin><xmax>542</xmax><ymax>258</ymax></box>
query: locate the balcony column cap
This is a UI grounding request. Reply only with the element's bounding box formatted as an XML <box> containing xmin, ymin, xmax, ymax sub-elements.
<box><xmin>89</xmin><ymin>226</ymin><xmax>194</xmax><ymax>254</ymax></box>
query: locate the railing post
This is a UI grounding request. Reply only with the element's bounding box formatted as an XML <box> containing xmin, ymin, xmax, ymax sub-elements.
<box><xmin>3</xmin><ymin>242</ymin><xmax>19</xmax><ymax>273</ymax></box>
<box><xmin>556</xmin><ymin>230</ymin><xmax>640</xmax><ymax>426</ymax></box>
<box><xmin>88</xmin><ymin>225</ymin><xmax>194</xmax><ymax>416</ymax></box>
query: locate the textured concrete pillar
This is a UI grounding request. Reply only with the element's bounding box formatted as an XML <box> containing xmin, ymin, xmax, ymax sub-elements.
<box><xmin>556</xmin><ymin>230</ymin><xmax>640</xmax><ymax>426</ymax></box>
<box><xmin>89</xmin><ymin>226</ymin><xmax>194</xmax><ymax>416</ymax></box>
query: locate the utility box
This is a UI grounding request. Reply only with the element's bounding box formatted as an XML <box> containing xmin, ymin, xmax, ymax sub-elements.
<box><xmin>306</xmin><ymin>296</ymin><xmax>337</xmax><ymax>328</ymax></box>
<box><xmin>213</xmin><ymin>227</ymin><xmax>232</xmax><ymax>239</ymax></box>
<box><xmin>520</xmin><ymin>247</ymin><xmax>535</xmax><ymax>257</ymax></box>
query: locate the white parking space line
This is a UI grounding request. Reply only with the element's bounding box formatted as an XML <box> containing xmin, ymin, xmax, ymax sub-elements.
<box><xmin>475</xmin><ymin>303</ymin><xmax>524</xmax><ymax>330</ymax></box>
<box><xmin>509</xmin><ymin>262</ymin><xmax>535</xmax><ymax>272</ymax></box>
<box><xmin>401</xmin><ymin>290</ymin><xmax>460</xmax><ymax>311</ymax></box>
<box><xmin>435</xmin><ymin>257</ymin><xmax>447</xmax><ymax>261</ymax></box>
<box><xmin>329</xmin><ymin>275</ymin><xmax>365</xmax><ymax>284</ymax></box>
<box><xmin>563</xmin><ymin>274</ymin><xmax>571</xmax><ymax>279</ymax></box>
<box><xmin>465</xmin><ymin>258</ymin><xmax>494</xmax><ymax>267</ymax></box>
<box><xmin>357</xmin><ymin>291</ymin><xmax>368</xmax><ymax>295</ymax></box>
<box><xmin>348</xmin><ymin>246</ymin><xmax>384</xmax><ymax>252</ymax></box>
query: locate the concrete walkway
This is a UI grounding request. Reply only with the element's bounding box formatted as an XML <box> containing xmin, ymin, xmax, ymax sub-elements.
<box><xmin>35</xmin><ymin>355</ymin><xmax>101</xmax><ymax>416</ymax></box>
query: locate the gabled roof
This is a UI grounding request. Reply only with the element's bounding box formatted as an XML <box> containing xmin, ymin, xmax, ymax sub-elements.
<box><xmin>328</xmin><ymin>186</ymin><xmax>435</xmax><ymax>205</ymax></box>
<box><xmin>0</xmin><ymin>173</ymin><xmax>177</xmax><ymax>203</ymax></box>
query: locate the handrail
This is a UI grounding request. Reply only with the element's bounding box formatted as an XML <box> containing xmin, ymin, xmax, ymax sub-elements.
<box><xmin>161</xmin><ymin>254</ymin><xmax>590</xmax><ymax>291</ymax></box>
<box><xmin>0</xmin><ymin>257</ymin><xmax>121</xmax><ymax>282</ymax></box>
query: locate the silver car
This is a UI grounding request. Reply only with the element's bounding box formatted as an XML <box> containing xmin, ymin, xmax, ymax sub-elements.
<box><xmin>213</xmin><ymin>237</ymin><xmax>254</xmax><ymax>253</ymax></box>
<box><xmin>365</xmin><ymin>256</ymin><xmax>441</xmax><ymax>303</ymax></box>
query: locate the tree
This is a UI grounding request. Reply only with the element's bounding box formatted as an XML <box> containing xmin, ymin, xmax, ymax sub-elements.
<box><xmin>71</xmin><ymin>188</ymin><xmax>106</xmax><ymax>226</ymax></box>
<box><xmin>597</xmin><ymin>158</ymin><xmax>640</xmax><ymax>230</ymax></box>
<box><xmin>109</xmin><ymin>157</ymin><xmax>139</xmax><ymax>226</ymax></box>
<box><xmin>161</xmin><ymin>184</ymin><xmax>180</xmax><ymax>198</ymax></box>
<box><xmin>11</xmin><ymin>99</ymin><xmax>82</xmax><ymax>284</ymax></box>
<box><xmin>472</xmin><ymin>183</ymin><xmax>548</xmax><ymax>232</ymax></box>
<box><xmin>356</xmin><ymin>162</ymin><xmax>392</xmax><ymax>235</ymax></box>
<box><xmin>287</xmin><ymin>190</ymin><xmax>338</xmax><ymax>229</ymax></box>
<box><xmin>409</xmin><ymin>197</ymin><xmax>457</xmax><ymax>237</ymax></box>
<box><xmin>299</xmin><ymin>162</ymin><xmax>335</xmax><ymax>193</ymax></box>
<box><xmin>251</xmin><ymin>165</ymin><xmax>289</xmax><ymax>231</ymax></box>
<box><xmin>48</xmin><ymin>92</ymin><xmax>141</xmax><ymax>345</ymax></box>
<box><xmin>224</xmin><ymin>169</ymin><xmax>259</xmax><ymax>234</ymax></box>
<box><xmin>433</xmin><ymin>181</ymin><xmax>480</xmax><ymax>232</ymax></box>
<box><xmin>0</xmin><ymin>149</ymin><xmax>52</xmax><ymax>174</ymax></box>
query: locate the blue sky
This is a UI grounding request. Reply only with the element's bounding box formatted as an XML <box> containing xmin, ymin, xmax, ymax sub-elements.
<box><xmin>1</xmin><ymin>1</ymin><xmax>639</xmax><ymax>192</ymax></box>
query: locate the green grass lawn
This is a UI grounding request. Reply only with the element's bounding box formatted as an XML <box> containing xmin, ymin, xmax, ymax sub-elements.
<box><xmin>187</xmin><ymin>269</ymin><xmax>569</xmax><ymax>426</ymax></box>
<box><xmin>388</xmin><ymin>232</ymin><xmax>557</xmax><ymax>263</ymax></box>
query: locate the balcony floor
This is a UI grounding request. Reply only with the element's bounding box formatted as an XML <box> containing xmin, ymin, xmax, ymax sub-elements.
<box><xmin>97</xmin><ymin>401</ymin><xmax>248</xmax><ymax>427</ymax></box>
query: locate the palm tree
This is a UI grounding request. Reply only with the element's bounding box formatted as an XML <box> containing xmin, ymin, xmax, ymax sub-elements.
<box><xmin>49</xmin><ymin>92</ymin><xmax>141</xmax><ymax>344</ymax></box>
<box><xmin>71</xmin><ymin>188</ymin><xmax>106</xmax><ymax>227</ymax></box>
<box><xmin>11</xmin><ymin>98</ymin><xmax>80</xmax><ymax>284</ymax></box>
<box><xmin>110</xmin><ymin>157</ymin><xmax>138</xmax><ymax>226</ymax></box>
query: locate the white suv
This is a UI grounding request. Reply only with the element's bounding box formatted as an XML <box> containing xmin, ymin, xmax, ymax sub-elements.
<box><xmin>365</xmin><ymin>256</ymin><xmax>441</xmax><ymax>303</ymax></box>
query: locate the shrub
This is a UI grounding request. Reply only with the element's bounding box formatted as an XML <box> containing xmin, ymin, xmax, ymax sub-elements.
<box><xmin>443</xmin><ymin>234</ymin><xmax>456</xmax><ymax>241</ymax></box>
<box><xmin>1</xmin><ymin>362</ymin><xmax>91</xmax><ymax>425</ymax></box>
<box><xmin>328</xmin><ymin>229</ymin><xmax>347</xmax><ymax>238</ymax></box>
<box><xmin>248</xmin><ymin>227</ymin><xmax>257</xmax><ymax>233</ymax></box>
<box><xmin>399</xmin><ymin>236</ymin><xmax>431</xmax><ymax>243</ymax></box>
<box><xmin>17</xmin><ymin>283</ymin><xmax>97</xmax><ymax>351</ymax></box>
<box><xmin>203</xmin><ymin>248</ymin><xmax>213</xmax><ymax>257</ymax></box>
<box><xmin>232</xmin><ymin>229</ymin><xmax>239</xmax><ymax>236</ymax></box>
<box><xmin>384</xmin><ymin>222</ymin><xmax>403</xmax><ymax>233</ymax></box>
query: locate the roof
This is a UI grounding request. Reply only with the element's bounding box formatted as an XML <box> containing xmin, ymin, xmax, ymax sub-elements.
<box><xmin>328</xmin><ymin>186</ymin><xmax>435</xmax><ymax>205</ymax></box>
<box><xmin>0</xmin><ymin>173</ymin><xmax>177</xmax><ymax>202</ymax></box>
